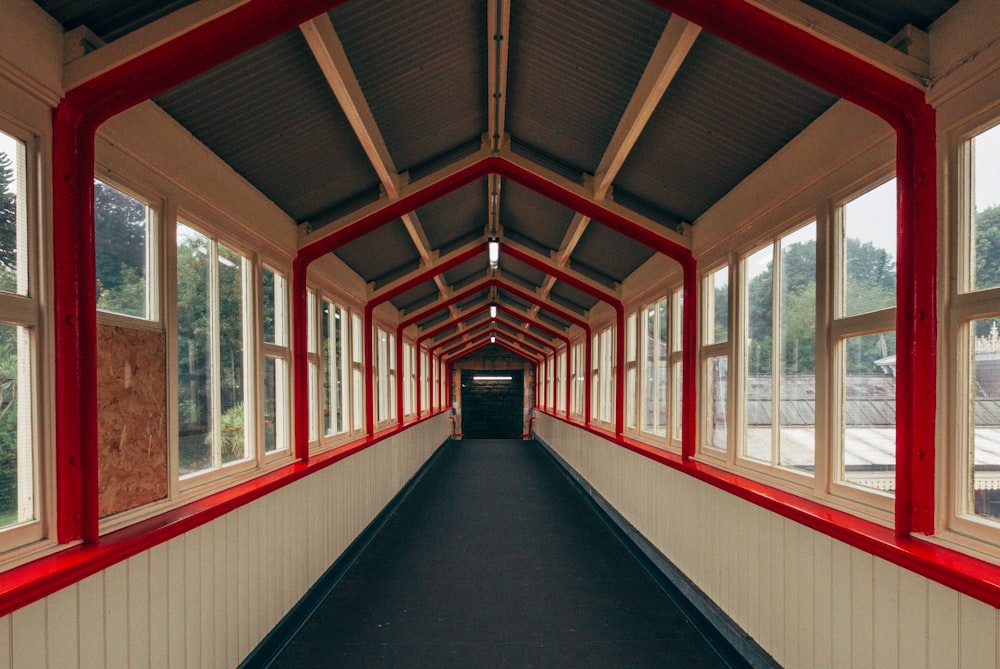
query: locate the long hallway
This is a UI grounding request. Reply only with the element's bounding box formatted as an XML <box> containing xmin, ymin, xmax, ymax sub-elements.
<box><xmin>258</xmin><ymin>439</ymin><xmax>751</xmax><ymax>668</ymax></box>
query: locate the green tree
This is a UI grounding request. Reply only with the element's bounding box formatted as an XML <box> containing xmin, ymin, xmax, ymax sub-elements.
<box><xmin>0</xmin><ymin>152</ymin><xmax>17</xmax><ymax>293</ymax></box>
<box><xmin>94</xmin><ymin>180</ymin><xmax>147</xmax><ymax>317</ymax></box>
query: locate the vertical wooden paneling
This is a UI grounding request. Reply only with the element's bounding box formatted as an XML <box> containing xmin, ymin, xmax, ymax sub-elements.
<box><xmin>11</xmin><ymin>601</ymin><xmax>46</xmax><ymax>669</ymax></box>
<box><xmin>873</xmin><ymin>557</ymin><xmax>900</xmax><ymax>669</ymax></box>
<box><xmin>533</xmin><ymin>416</ymin><xmax>1000</xmax><ymax>669</ymax></box>
<box><xmin>0</xmin><ymin>613</ymin><xmax>11</xmax><ymax>669</ymax></box>
<box><xmin>830</xmin><ymin>539</ymin><xmax>853</xmax><ymax>669</ymax></box>
<box><xmin>960</xmin><ymin>595</ymin><xmax>999</xmax><ymax>668</ymax></box>
<box><xmin>45</xmin><ymin>583</ymin><xmax>78</xmax><ymax>666</ymax></box>
<box><xmin>128</xmin><ymin>553</ymin><xmax>151</xmax><ymax>668</ymax></box>
<box><xmin>166</xmin><ymin>536</ymin><xmax>186</xmax><ymax>669</ymax></box>
<box><xmin>104</xmin><ymin>560</ymin><xmax>129</xmax><ymax>668</ymax></box>
<box><xmin>898</xmin><ymin>567</ymin><xmax>928</xmax><ymax>669</ymax></box>
<box><xmin>812</xmin><ymin>533</ymin><xmax>833</xmax><ymax>669</ymax></box>
<box><xmin>148</xmin><ymin>544</ymin><xmax>169</xmax><ymax>668</ymax></box>
<box><xmin>0</xmin><ymin>418</ymin><xmax>448</xmax><ymax>668</ymax></box>
<box><xmin>796</xmin><ymin>522</ymin><xmax>815</xmax><ymax>668</ymax></box>
<box><xmin>850</xmin><ymin>550</ymin><xmax>874</xmax><ymax>668</ymax></box>
<box><xmin>927</xmin><ymin>580</ymin><xmax>960</xmax><ymax>668</ymax></box>
<box><xmin>78</xmin><ymin>573</ymin><xmax>105</xmax><ymax>669</ymax></box>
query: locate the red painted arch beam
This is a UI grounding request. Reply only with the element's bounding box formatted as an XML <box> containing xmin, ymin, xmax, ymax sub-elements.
<box><xmin>440</xmin><ymin>327</ymin><xmax>551</xmax><ymax>361</ymax></box>
<box><xmin>416</xmin><ymin>300</ymin><xmax>573</xmax><ymax>419</ymax></box>
<box><xmin>647</xmin><ymin>0</ymin><xmax>935</xmax><ymax>535</ymax></box>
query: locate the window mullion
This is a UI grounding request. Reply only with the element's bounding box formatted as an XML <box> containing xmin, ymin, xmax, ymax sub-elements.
<box><xmin>209</xmin><ymin>241</ymin><xmax>222</xmax><ymax>470</ymax></box>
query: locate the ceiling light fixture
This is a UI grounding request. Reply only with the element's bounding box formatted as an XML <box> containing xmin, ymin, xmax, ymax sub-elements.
<box><xmin>488</xmin><ymin>238</ymin><xmax>500</xmax><ymax>267</ymax></box>
<box><xmin>490</xmin><ymin>335</ymin><xmax>496</xmax><ymax>344</ymax></box>
<box><xmin>490</xmin><ymin>304</ymin><xmax>497</xmax><ymax>319</ymax></box>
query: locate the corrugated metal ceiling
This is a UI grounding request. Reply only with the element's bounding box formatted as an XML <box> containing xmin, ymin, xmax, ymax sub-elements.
<box><xmin>33</xmin><ymin>0</ymin><xmax>963</xmax><ymax>342</ymax></box>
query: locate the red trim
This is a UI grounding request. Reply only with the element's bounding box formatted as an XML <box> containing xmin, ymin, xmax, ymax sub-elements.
<box><xmin>440</xmin><ymin>329</ymin><xmax>549</xmax><ymax>361</ymax></box>
<box><xmin>0</xmin><ymin>410</ymin><xmax>447</xmax><ymax>619</ymax></box>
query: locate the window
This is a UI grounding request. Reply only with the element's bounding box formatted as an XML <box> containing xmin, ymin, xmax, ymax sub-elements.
<box><xmin>351</xmin><ymin>312</ymin><xmax>364</xmax><ymax>432</ymax></box>
<box><xmin>957</xmin><ymin>121</ymin><xmax>1000</xmax><ymax>528</ymax></box>
<box><xmin>703</xmin><ymin>265</ymin><xmax>730</xmax><ymax>452</ymax></box>
<box><xmin>641</xmin><ymin>298</ymin><xmax>668</xmax><ymax>437</ymax></box>
<box><xmin>175</xmin><ymin>222</ymin><xmax>253</xmax><ymax>478</ymax></box>
<box><xmin>593</xmin><ymin>327</ymin><xmax>614</xmax><ymax>425</ymax></box>
<box><xmin>670</xmin><ymin>287</ymin><xmax>684</xmax><ymax>443</ymax></box>
<box><xmin>261</xmin><ymin>267</ymin><xmax>289</xmax><ymax>454</ymax></box>
<box><xmin>421</xmin><ymin>349</ymin><xmax>430</xmax><ymax>414</ymax></box>
<box><xmin>307</xmin><ymin>290</ymin><xmax>319</xmax><ymax>443</ymax></box>
<box><xmin>0</xmin><ymin>129</ymin><xmax>39</xmax><ymax>541</ymax></box>
<box><xmin>321</xmin><ymin>299</ymin><xmax>349</xmax><ymax>439</ymax></box>
<box><xmin>546</xmin><ymin>353</ymin><xmax>555</xmax><ymax>410</ymax></box>
<box><xmin>557</xmin><ymin>349</ymin><xmax>567</xmax><ymax>413</ymax></box>
<box><xmin>94</xmin><ymin>179</ymin><xmax>155</xmax><ymax>320</ymax></box>
<box><xmin>403</xmin><ymin>340</ymin><xmax>415</xmax><ymax>417</ymax></box>
<box><xmin>625</xmin><ymin>313</ymin><xmax>637</xmax><ymax>430</ymax></box>
<box><xmin>834</xmin><ymin>179</ymin><xmax>897</xmax><ymax>497</ymax></box>
<box><xmin>374</xmin><ymin>326</ymin><xmax>395</xmax><ymax>425</ymax></box>
<box><xmin>570</xmin><ymin>339</ymin><xmax>584</xmax><ymax>417</ymax></box>
<box><xmin>741</xmin><ymin>222</ymin><xmax>816</xmax><ymax>475</ymax></box>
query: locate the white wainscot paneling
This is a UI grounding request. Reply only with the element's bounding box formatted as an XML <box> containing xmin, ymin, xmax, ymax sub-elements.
<box><xmin>0</xmin><ymin>414</ymin><xmax>448</xmax><ymax>668</ymax></box>
<box><xmin>533</xmin><ymin>414</ymin><xmax>1000</xmax><ymax>669</ymax></box>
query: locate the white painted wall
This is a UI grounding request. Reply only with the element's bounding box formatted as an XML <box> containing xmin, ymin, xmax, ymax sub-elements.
<box><xmin>536</xmin><ymin>414</ymin><xmax>999</xmax><ymax>669</ymax></box>
<box><xmin>0</xmin><ymin>415</ymin><xmax>448</xmax><ymax>669</ymax></box>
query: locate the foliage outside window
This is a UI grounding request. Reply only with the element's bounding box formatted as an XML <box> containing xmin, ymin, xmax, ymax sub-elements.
<box><xmin>625</xmin><ymin>313</ymin><xmax>637</xmax><ymax>430</ymax></box>
<box><xmin>94</xmin><ymin>180</ymin><xmax>154</xmax><ymax>320</ymax></box>
<box><xmin>641</xmin><ymin>298</ymin><xmax>668</xmax><ymax>437</ymax></box>
<box><xmin>671</xmin><ymin>287</ymin><xmax>683</xmax><ymax>443</ymax></box>
<box><xmin>742</xmin><ymin>222</ymin><xmax>817</xmax><ymax>473</ymax></box>
<box><xmin>262</xmin><ymin>268</ymin><xmax>289</xmax><ymax>454</ymax></box>
<box><xmin>703</xmin><ymin>265</ymin><xmax>729</xmax><ymax>452</ymax></box>
<box><xmin>322</xmin><ymin>299</ymin><xmax>349</xmax><ymax>438</ymax></box>
<box><xmin>0</xmin><ymin>130</ymin><xmax>37</xmax><ymax>538</ymax></box>
<box><xmin>961</xmin><ymin>122</ymin><xmax>1000</xmax><ymax>523</ymax></box>
<box><xmin>835</xmin><ymin>179</ymin><xmax>897</xmax><ymax>496</ymax></box>
<box><xmin>351</xmin><ymin>313</ymin><xmax>364</xmax><ymax>431</ymax></box>
<box><xmin>176</xmin><ymin>222</ymin><xmax>252</xmax><ymax>478</ymax></box>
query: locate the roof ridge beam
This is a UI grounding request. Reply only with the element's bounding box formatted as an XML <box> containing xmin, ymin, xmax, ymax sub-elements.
<box><xmin>487</xmin><ymin>0</ymin><xmax>512</xmax><ymax>151</ymax></box>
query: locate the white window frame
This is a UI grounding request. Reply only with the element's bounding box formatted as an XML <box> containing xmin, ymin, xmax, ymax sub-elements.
<box><xmin>93</xmin><ymin>173</ymin><xmax>160</xmax><ymax>326</ymax></box>
<box><xmin>701</xmin><ymin>263</ymin><xmax>732</xmax><ymax>458</ymax></box>
<box><xmin>172</xmin><ymin>216</ymin><xmax>258</xmax><ymax>490</ymax></box>
<box><xmin>0</xmin><ymin>123</ymin><xmax>45</xmax><ymax>551</ymax></box>
<box><xmin>260</xmin><ymin>264</ymin><xmax>291</xmax><ymax>460</ymax></box>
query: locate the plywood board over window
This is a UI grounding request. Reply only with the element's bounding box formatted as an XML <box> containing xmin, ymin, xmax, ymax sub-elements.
<box><xmin>97</xmin><ymin>324</ymin><xmax>167</xmax><ymax>517</ymax></box>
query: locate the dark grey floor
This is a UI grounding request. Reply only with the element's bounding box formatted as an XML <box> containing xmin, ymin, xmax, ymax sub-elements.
<box><xmin>265</xmin><ymin>439</ymin><xmax>750</xmax><ymax>668</ymax></box>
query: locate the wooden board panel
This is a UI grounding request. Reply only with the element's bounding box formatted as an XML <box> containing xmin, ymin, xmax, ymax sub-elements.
<box><xmin>97</xmin><ymin>324</ymin><xmax>168</xmax><ymax>517</ymax></box>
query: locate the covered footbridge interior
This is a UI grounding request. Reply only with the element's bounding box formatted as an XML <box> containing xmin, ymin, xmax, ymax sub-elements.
<box><xmin>0</xmin><ymin>0</ymin><xmax>999</xmax><ymax>666</ymax></box>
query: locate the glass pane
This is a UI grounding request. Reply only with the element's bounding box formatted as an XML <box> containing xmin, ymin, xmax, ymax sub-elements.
<box><xmin>307</xmin><ymin>290</ymin><xmax>317</xmax><ymax>354</ymax></box>
<box><xmin>309</xmin><ymin>362</ymin><xmax>318</xmax><ymax>442</ymax></box>
<box><xmin>745</xmin><ymin>246</ymin><xmax>773</xmax><ymax>463</ymax></box>
<box><xmin>336</xmin><ymin>306</ymin><xmax>346</xmax><ymax>433</ymax></box>
<box><xmin>262</xmin><ymin>268</ymin><xmax>286</xmax><ymax>346</ymax></box>
<box><xmin>707</xmin><ymin>356</ymin><xmax>728</xmax><ymax>450</ymax></box>
<box><xmin>972</xmin><ymin>124</ymin><xmax>1000</xmax><ymax>291</ymax></box>
<box><xmin>672</xmin><ymin>288</ymin><xmax>683</xmax><ymax>352</ymax></box>
<box><xmin>841</xmin><ymin>331</ymin><xmax>896</xmax><ymax>494</ymax></box>
<box><xmin>643</xmin><ymin>305</ymin><xmax>656</xmax><ymax>432</ymax></box>
<box><xmin>0</xmin><ymin>324</ymin><xmax>34</xmax><ymax>527</ymax></box>
<box><xmin>657</xmin><ymin>299</ymin><xmax>668</xmax><ymax>435</ymax></box>
<box><xmin>843</xmin><ymin>179</ymin><xmax>896</xmax><ymax>316</ymax></box>
<box><xmin>218</xmin><ymin>243</ymin><xmax>246</xmax><ymax>465</ymax></box>
<box><xmin>779</xmin><ymin>224</ymin><xmax>817</xmax><ymax>471</ymax></box>
<box><xmin>263</xmin><ymin>356</ymin><xmax>287</xmax><ymax>454</ymax></box>
<box><xmin>969</xmin><ymin>318</ymin><xmax>1000</xmax><ymax>519</ymax></box>
<box><xmin>671</xmin><ymin>360</ymin><xmax>683</xmax><ymax>442</ymax></box>
<box><xmin>322</xmin><ymin>300</ymin><xmax>333</xmax><ymax>437</ymax></box>
<box><xmin>706</xmin><ymin>267</ymin><xmax>728</xmax><ymax>344</ymax></box>
<box><xmin>352</xmin><ymin>313</ymin><xmax>363</xmax><ymax>430</ymax></box>
<box><xmin>94</xmin><ymin>180</ymin><xmax>149</xmax><ymax>318</ymax></box>
<box><xmin>0</xmin><ymin>132</ymin><xmax>27</xmax><ymax>296</ymax></box>
<box><xmin>176</xmin><ymin>223</ymin><xmax>212</xmax><ymax>475</ymax></box>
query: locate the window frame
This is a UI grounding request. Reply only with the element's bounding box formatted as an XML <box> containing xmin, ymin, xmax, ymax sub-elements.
<box><xmin>700</xmin><ymin>262</ymin><xmax>732</xmax><ymax>459</ymax></box>
<box><xmin>0</xmin><ymin>121</ymin><xmax>46</xmax><ymax>552</ymax></box>
<box><xmin>947</xmin><ymin>112</ymin><xmax>1000</xmax><ymax>550</ymax></box>
<box><xmin>172</xmin><ymin>216</ymin><xmax>259</xmax><ymax>490</ymax></box>
<box><xmin>92</xmin><ymin>171</ymin><xmax>160</xmax><ymax>327</ymax></box>
<box><xmin>260</xmin><ymin>264</ymin><xmax>291</xmax><ymax>461</ymax></box>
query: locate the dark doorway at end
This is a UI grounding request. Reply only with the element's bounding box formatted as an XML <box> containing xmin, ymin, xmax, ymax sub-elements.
<box><xmin>460</xmin><ymin>369</ymin><xmax>524</xmax><ymax>438</ymax></box>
